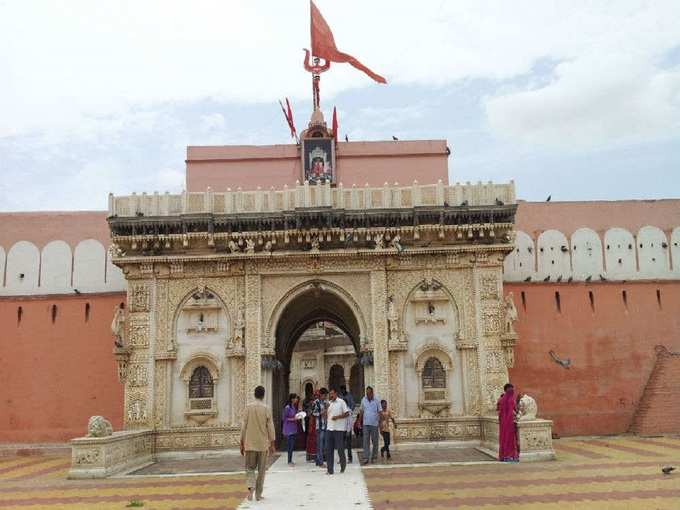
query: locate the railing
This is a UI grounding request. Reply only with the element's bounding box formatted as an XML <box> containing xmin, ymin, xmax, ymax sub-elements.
<box><xmin>108</xmin><ymin>180</ymin><xmax>515</xmax><ymax>217</ymax></box>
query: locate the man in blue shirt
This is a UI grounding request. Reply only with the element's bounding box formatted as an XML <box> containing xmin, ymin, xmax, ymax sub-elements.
<box><xmin>358</xmin><ymin>386</ymin><xmax>381</xmax><ymax>464</ymax></box>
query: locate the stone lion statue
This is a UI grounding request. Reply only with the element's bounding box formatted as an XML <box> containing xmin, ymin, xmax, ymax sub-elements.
<box><xmin>516</xmin><ymin>394</ymin><xmax>538</xmax><ymax>421</ymax></box>
<box><xmin>87</xmin><ymin>416</ymin><xmax>113</xmax><ymax>437</ymax></box>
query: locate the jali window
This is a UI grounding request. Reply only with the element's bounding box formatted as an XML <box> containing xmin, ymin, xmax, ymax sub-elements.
<box><xmin>422</xmin><ymin>357</ymin><xmax>446</xmax><ymax>389</ymax></box>
<box><xmin>189</xmin><ymin>366</ymin><xmax>214</xmax><ymax>398</ymax></box>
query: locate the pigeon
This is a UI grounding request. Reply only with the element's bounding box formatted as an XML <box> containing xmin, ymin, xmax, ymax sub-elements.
<box><xmin>446</xmin><ymin>146</ymin><xmax>451</xmax><ymax>156</ymax></box>
<box><xmin>392</xmin><ymin>135</ymin><xmax>399</xmax><ymax>141</ymax></box>
<box><xmin>549</xmin><ymin>350</ymin><xmax>571</xmax><ymax>369</ymax></box>
<box><xmin>527</xmin><ymin>246</ymin><xmax>533</xmax><ymax>253</ymax></box>
<box><xmin>567</xmin><ymin>276</ymin><xmax>573</xmax><ymax>283</ymax></box>
<box><xmin>73</xmin><ymin>288</ymin><xmax>81</xmax><ymax>294</ymax></box>
<box><xmin>560</xmin><ymin>245</ymin><xmax>569</xmax><ymax>252</ymax></box>
<box><xmin>543</xmin><ymin>275</ymin><xmax>551</xmax><ymax>282</ymax></box>
<box><xmin>495</xmin><ymin>198</ymin><xmax>504</xmax><ymax>206</ymax></box>
<box><xmin>585</xmin><ymin>275</ymin><xmax>592</xmax><ymax>282</ymax></box>
<box><xmin>556</xmin><ymin>275</ymin><xmax>562</xmax><ymax>282</ymax></box>
<box><xmin>345</xmin><ymin>134</ymin><xmax>349</xmax><ymax>142</ymax></box>
<box><xmin>524</xmin><ymin>276</ymin><xmax>532</xmax><ymax>282</ymax></box>
<box><xmin>662</xmin><ymin>466</ymin><xmax>676</xmax><ymax>475</ymax></box>
<box><xmin>599</xmin><ymin>274</ymin><xmax>607</xmax><ymax>281</ymax></box>
<box><xmin>546</xmin><ymin>195</ymin><xmax>552</xmax><ymax>202</ymax></box>
<box><xmin>444</xmin><ymin>201</ymin><xmax>450</xmax><ymax>207</ymax></box>
<box><xmin>460</xmin><ymin>200</ymin><xmax>469</xmax><ymax>207</ymax></box>
<box><xmin>114</xmin><ymin>339</ymin><xmax>124</xmax><ymax>349</ymax></box>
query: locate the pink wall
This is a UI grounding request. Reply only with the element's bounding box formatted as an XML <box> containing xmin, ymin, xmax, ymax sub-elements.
<box><xmin>0</xmin><ymin>293</ymin><xmax>125</xmax><ymax>442</ymax></box>
<box><xmin>186</xmin><ymin>140</ymin><xmax>449</xmax><ymax>192</ymax></box>
<box><xmin>507</xmin><ymin>281</ymin><xmax>680</xmax><ymax>436</ymax></box>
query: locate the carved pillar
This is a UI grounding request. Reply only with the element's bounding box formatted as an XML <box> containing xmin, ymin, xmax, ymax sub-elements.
<box><xmin>456</xmin><ymin>342</ymin><xmax>480</xmax><ymax>415</ymax></box>
<box><xmin>244</xmin><ymin>269</ymin><xmax>262</xmax><ymax>403</ymax></box>
<box><xmin>370</xmin><ymin>269</ymin><xmax>390</xmax><ymax>400</ymax></box>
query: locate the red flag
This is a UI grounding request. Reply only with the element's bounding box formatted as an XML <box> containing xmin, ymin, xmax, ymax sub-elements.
<box><xmin>279</xmin><ymin>98</ymin><xmax>297</xmax><ymax>139</ymax></box>
<box><xmin>332</xmin><ymin>106</ymin><xmax>338</xmax><ymax>140</ymax></box>
<box><xmin>286</xmin><ymin>98</ymin><xmax>297</xmax><ymax>138</ymax></box>
<box><xmin>310</xmin><ymin>1</ymin><xmax>387</xmax><ymax>84</ymax></box>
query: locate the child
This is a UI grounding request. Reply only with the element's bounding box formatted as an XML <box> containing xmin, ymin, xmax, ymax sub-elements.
<box><xmin>379</xmin><ymin>399</ymin><xmax>397</xmax><ymax>459</ymax></box>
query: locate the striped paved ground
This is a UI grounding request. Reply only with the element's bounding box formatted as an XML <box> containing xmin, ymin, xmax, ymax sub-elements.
<box><xmin>363</xmin><ymin>436</ymin><xmax>680</xmax><ymax>509</ymax></box>
<box><xmin>0</xmin><ymin>436</ymin><xmax>678</xmax><ymax>509</ymax></box>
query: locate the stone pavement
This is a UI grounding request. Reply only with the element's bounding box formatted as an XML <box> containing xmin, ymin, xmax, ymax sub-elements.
<box><xmin>0</xmin><ymin>436</ymin><xmax>678</xmax><ymax>509</ymax></box>
<box><xmin>237</xmin><ymin>450</ymin><xmax>370</xmax><ymax>510</ymax></box>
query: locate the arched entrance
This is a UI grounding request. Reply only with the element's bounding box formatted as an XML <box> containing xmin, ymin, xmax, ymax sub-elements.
<box><xmin>328</xmin><ymin>364</ymin><xmax>345</xmax><ymax>392</ymax></box>
<box><xmin>270</xmin><ymin>282</ymin><xmax>365</xmax><ymax>446</ymax></box>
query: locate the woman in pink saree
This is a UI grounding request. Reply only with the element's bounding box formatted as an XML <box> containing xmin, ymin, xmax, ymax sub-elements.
<box><xmin>496</xmin><ymin>383</ymin><xmax>519</xmax><ymax>462</ymax></box>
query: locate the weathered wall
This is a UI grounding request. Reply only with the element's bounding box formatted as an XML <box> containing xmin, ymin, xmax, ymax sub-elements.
<box><xmin>0</xmin><ymin>293</ymin><xmax>125</xmax><ymax>443</ymax></box>
<box><xmin>506</xmin><ymin>281</ymin><xmax>680</xmax><ymax>436</ymax></box>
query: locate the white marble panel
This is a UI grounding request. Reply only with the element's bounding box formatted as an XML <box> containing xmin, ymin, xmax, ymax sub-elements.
<box><xmin>571</xmin><ymin>228</ymin><xmax>604</xmax><ymax>280</ymax></box>
<box><xmin>40</xmin><ymin>240</ymin><xmax>73</xmax><ymax>293</ymax></box>
<box><xmin>536</xmin><ymin>230</ymin><xmax>570</xmax><ymax>280</ymax></box>
<box><xmin>604</xmin><ymin>228</ymin><xmax>637</xmax><ymax>279</ymax></box>
<box><xmin>73</xmin><ymin>239</ymin><xmax>106</xmax><ymax>292</ymax></box>
<box><xmin>503</xmin><ymin>231</ymin><xmax>534</xmax><ymax>281</ymax></box>
<box><xmin>2</xmin><ymin>241</ymin><xmax>40</xmax><ymax>295</ymax></box>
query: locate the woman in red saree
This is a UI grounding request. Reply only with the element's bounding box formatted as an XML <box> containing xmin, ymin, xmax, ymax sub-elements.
<box><xmin>496</xmin><ymin>383</ymin><xmax>519</xmax><ymax>462</ymax></box>
<box><xmin>306</xmin><ymin>390</ymin><xmax>319</xmax><ymax>461</ymax></box>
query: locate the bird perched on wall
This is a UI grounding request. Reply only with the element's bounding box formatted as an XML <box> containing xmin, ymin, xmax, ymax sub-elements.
<box><xmin>567</xmin><ymin>276</ymin><xmax>573</xmax><ymax>283</ymax></box>
<box><xmin>546</xmin><ymin>195</ymin><xmax>552</xmax><ymax>202</ymax></box>
<box><xmin>549</xmin><ymin>350</ymin><xmax>571</xmax><ymax>369</ymax></box>
<box><xmin>495</xmin><ymin>198</ymin><xmax>504</xmax><ymax>206</ymax></box>
<box><xmin>446</xmin><ymin>146</ymin><xmax>451</xmax><ymax>156</ymax></box>
<box><xmin>392</xmin><ymin>135</ymin><xmax>399</xmax><ymax>141</ymax></box>
<box><xmin>662</xmin><ymin>466</ymin><xmax>676</xmax><ymax>475</ymax></box>
<box><xmin>444</xmin><ymin>200</ymin><xmax>450</xmax><ymax>207</ymax></box>
<box><xmin>73</xmin><ymin>288</ymin><xmax>81</xmax><ymax>294</ymax></box>
<box><xmin>345</xmin><ymin>134</ymin><xmax>349</xmax><ymax>142</ymax></box>
<box><xmin>585</xmin><ymin>275</ymin><xmax>592</xmax><ymax>282</ymax></box>
<box><xmin>599</xmin><ymin>274</ymin><xmax>607</xmax><ymax>281</ymax></box>
<box><xmin>556</xmin><ymin>275</ymin><xmax>562</xmax><ymax>282</ymax></box>
<box><xmin>543</xmin><ymin>275</ymin><xmax>551</xmax><ymax>282</ymax></box>
<box><xmin>460</xmin><ymin>200</ymin><xmax>469</xmax><ymax>207</ymax></box>
<box><xmin>524</xmin><ymin>276</ymin><xmax>532</xmax><ymax>282</ymax></box>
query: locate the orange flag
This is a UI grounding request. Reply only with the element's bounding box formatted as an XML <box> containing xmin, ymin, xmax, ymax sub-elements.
<box><xmin>310</xmin><ymin>1</ymin><xmax>387</xmax><ymax>84</ymax></box>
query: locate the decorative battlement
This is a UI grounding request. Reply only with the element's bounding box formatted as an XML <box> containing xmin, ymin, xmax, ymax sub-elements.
<box><xmin>108</xmin><ymin>180</ymin><xmax>515</xmax><ymax>218</ymax></box>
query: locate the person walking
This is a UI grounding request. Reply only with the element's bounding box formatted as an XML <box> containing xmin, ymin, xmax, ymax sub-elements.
<box><xmin>339</xmin><ymin>385</ymin><xmax>355</xmax><ymax>463</ymax></box>
<box><xmin>282</xmin><ymin>393</ymin><xmax>299</xmax><ymax>466</ymax></box>
<box><xmin>379</xmin><ymin>399</ymin><xmax>397</xmax><ymax>460</ymax></box>
<box><xmin>358</xmin><ymin>386</ymin><xmax>381</xmax><ymax>464</ymax></box>
<box><xmin>325</xmin><ymin>388</ymin><xmax>350</xmax><ymax>475</ymax></box>
<box><xmin>312</xmin><ymin>388</ymin><xmax>329</xmax><ymax>467</ymax></box>
<box><xmin>240</xmin><ymin>385</ymin><xmax>276</xmax><ymax>502</ymax></box>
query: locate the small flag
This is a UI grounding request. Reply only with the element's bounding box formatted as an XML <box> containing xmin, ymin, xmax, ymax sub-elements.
<box><xmin>332</xmin><ymin>106</ymin><xmax>338</xmax><ymax>141</ymax></box>
<box><xmin>279</xmin><ymin>98</ymin><xmax>298</xmax><ymax>140</ymax></box>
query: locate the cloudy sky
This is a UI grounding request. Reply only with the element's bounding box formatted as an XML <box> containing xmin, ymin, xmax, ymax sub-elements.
<box><xmin>1</xmin><ymin>0</ymin><xmax>679</xmax><ymax>211</ymax></box>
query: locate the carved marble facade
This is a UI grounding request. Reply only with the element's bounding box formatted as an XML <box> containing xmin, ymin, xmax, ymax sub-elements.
<box><xmin>90</xmin><ymin>181</ymin><xmax>553</xmax><ymax>467</ymax></box>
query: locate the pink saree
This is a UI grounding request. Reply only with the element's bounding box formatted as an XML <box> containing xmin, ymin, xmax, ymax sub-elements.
<box><xmin>497</xmin><ymin>388</ymin><xmax>519</xmax><ymax>462</ymax></box>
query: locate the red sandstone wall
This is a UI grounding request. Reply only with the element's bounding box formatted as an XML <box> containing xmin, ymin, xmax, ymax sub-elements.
<box><xmin>0</xmin><ymin>293</ymin><xmax>125</xmax><ymax>443</ymax></box>
<box><xmin>507</xmin><ymin>281</ymin><xmax>680</xmax><ymax>437</ymax></box>
<box><xmin>0</xmin><ymin>212</ymin><xmax>109</xmax><ymax>250</ymax></box>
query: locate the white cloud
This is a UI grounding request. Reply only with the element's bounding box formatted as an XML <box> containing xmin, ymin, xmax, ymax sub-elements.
<box><xmin>485</xmin><ymin>55</ymin><xmax>680</xmax><ymax>149</ymax></box>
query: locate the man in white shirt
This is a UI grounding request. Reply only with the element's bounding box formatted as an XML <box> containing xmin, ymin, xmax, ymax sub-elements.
<box><xmin>325</xmin><ymin>388</ymin><xmax>350</xmax><ymax>475</ymax></box>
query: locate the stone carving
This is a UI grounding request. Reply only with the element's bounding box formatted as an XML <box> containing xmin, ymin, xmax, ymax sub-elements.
<box><xmin>111</xmin><ymin>305</ymin><xmax>126</xmax><ymax>349</ymax></box>
<box><xmin>87</xmin><ymin>416</ymin><xmax>113</xmax><ymax>437</ymax></box>
<box><xmin>127</xmin><ymin>314</ymin><xmax>150</xmax><ymax>348</ymax></box>
<box><xmin>127</xmin><ymin>363</ymin><xmax>148</xmax><ymax>387</ymax></box>
<box><xmin>310</xmin><ymin>234</ymin><xmax>320</xmax><ymax>252</ymax></box>
<box><xmin>387</xmin><ymin>296</ymin><xmax>399</xmax><ymax>341</ymax></box>
<box><xmin>245</xmin><ymin>239</ymin><xmax>256</xmax><ymax>254</ymax></box>
<box><xmin>263</xmin><ymin>240</ymin><xmax>273</xmax><ymax>253</ymax></box>
<box><xmin>129</xmin><ymin>284</ymin><xmax>150</xmax><ymax>312</ymax></box>
<box><xmin>374</xmin><ymin>233</ymin><xmax>386</xmax><ymax>249</ymax></box>
<box><xmin>504</xmin><ymin>292</ymin><xmax>518</xmax><ymax>334</ymax></box>
<box><xmin>127</xmin><ymin>394</ymin><xmax>148</xmax><ymax>424</ymax></box>
<box><xmin>391</xmin><ymin>235</ymin><xmax>404</xmax><ymax>253</ymax></box>
<box><xmin>74</xmin><ymin>448</ymin><xmax>101</xmax><ymax>465</ymax></box>
<box><xmin>228</xmin><ymin>240</ymin><xmax>240</xmax><ymax>253</ymax></box>
<box><xmin>517</xmin><ymin>394</ymin><xmax>538</xmax><ymax>421</ymax></box>
<box><xmin>480</xmin><ymin>275</ymin><xmax>498</xmax><ymax>299</ymax></box>
<box><xmin>482</xmin><ymin>304</ymin><xmax>502</xmax><ymax>336</ymax></box>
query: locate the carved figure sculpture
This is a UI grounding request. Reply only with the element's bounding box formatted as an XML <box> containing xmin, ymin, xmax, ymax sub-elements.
<box><xmin>228</xmin><ymin>240</ymin><xmax>239</xmax><ymax>253</ymax></box>
<box><xmin>516</xmin><ymin>394</ymin><xmax>538</xmax><ymax>421</ymax></box>
<box><xmin>391</xmin><ymin>235</ymin><xmax>404</xmax><ymax>253</ymax></box>
<box><xmin>264</xmin><ymin>240</ymin><xmax>273</xmax><ymax>253</ymax></box>
<box><xmin>234</xmin><ymin>303</ymin><xmax>246</xmax><ymax>348</ymax></box>
<box><xmin>111</xmin><ymin>305</ymin><xmax>126</xmax><ymax>348</ymax></box>
<box><xmin>310</xmin><ymin>235</ymin><xmax>320</xmax><ymax>252</ymax></box>
<box><xmin>374</xmin><ymin>234</ymin><xmax>386</xmax><ymax>249</ymax></box>
<box><xmin>387</xmin><ymin>296</ymin><xmax>399</xmax><ymax>340</ymax></box>
<box><xmin>87</xmin><ymin>415</ymin><xmax>113</xmax><ymax>437</ymax></box>
<box><xmin>504</xmin><ymin>292</ymin><xmax>518</xmax><ymax>334</ymax></box>
<box><xmin>245</xmin><ymin>239</ymin><xmax>256</xmax><ymax>254</ymax></box>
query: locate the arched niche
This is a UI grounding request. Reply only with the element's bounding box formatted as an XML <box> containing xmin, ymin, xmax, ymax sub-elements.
<box><xmin>3</xmin><ymin>241</ymin><xmax>40</xmax><ymax>295</ymax></box>
<box><xmin>604</xmin><ymin>228</ymin><xmax>636</xmax><ymax>279</ymax></box>
<box><xmin>503</xmin><ymin>230</ymin><xmax>534</xmax><ymax>281</ymax></box>
<box><xmin>414</xmin><ymin>342</ymin><xmax>454</xmax><ymax>417</ymax></box>
<box><xmin>179</xmin><ymin>353</ymin><xmax>222</xmax><ymax>425</ymax></box>
<box><xmin>536</xmin><ymin>230</ymin><xmax>570</xmax><ymax>279</ymax></box>
<box><xmin>40</xmin><ymin>240</ymin><xmax>72</xmax><ymax>293</ymax></box>
<box><xmin>170</xmin><ymin>288</ymin><xmax>232</xmax><ymax>427</ymax></box>
<box><xmin>571</xmin><ymin>228</ymin><xmax>603</xmax><ymax>280</ymax></box>
<box><xmin>401</xmin><ymin>281</ymin><xmax>463</xmax><ymax>418</ymax></box>
<box><xmin>637</xmin><ymin>226</ymin><xmax>670</xmax><ymax>278</ymax></box>
<box><xmin>671</xmin><ymin>227</ymin><xmax>680</xmax><ymax>275</ymax></box>
<box><xmin>73</xmin><ymin>239</ymin><xmax>106</xmax><ymax>292</ymax></box>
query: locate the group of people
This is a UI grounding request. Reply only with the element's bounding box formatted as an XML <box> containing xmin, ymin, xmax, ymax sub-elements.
<box><xmin>239</xmin><ymin>384</ymin><xmax>396</xmax><ymax>500</ymax></box>
<box><xmin>283</xmin><ymin>385</ymin><xmax>396</xmax><ymax>474</ymax></box>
